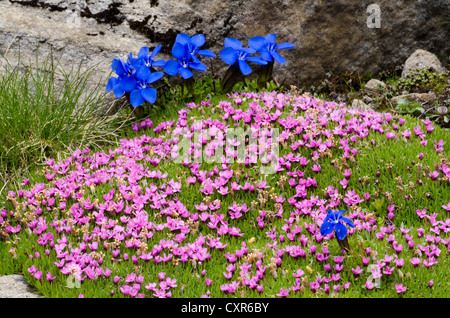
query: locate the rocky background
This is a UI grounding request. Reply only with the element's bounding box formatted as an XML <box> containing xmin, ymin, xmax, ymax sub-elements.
<box><xmin>0</xmin><ymin>0</ymin><xmax>449</xmax><ymax>89</ymax></box>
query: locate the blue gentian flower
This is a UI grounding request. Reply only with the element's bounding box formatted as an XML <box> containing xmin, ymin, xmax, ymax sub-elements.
<box><xmin>248</xmin><ymin>34</ymin><xmax>295</xmax><ymax>65</ymax></box>
<box><xmin>131</xmin><ymin>44</ymin><xmax>167</xmax><ymax>68</ymax></box>
<box><xmin>106</xmin><ymin>58</ymin><xmax>136</xmax><ymax>98</ymax></box>
<box><xmin>320</xmin><ymin>209</ymin><xmax>355</xmax><ymax>240</ymax></box>
<box><xmin>175</xmin><ymin>33</ymin><xmax>216</xmax><ymax>64</ymax></box>
<box><xmin>164</xmin><ymin>41</ymin><xmax>208</xmax><ymax>79</ymax></box>
<box><xmin>119</xmin><ymin>65</ymin><xmax>164</xmax><ymax>107</ymax></box>
<box><xmin>219</xmin><ymin>38</ymin><xmax>267</xmax><ymax>75</ymax></box>
<box><xmin>106</xmin><ymin>46</ymin><xmax>166</xmax><ymax>101</ymax></box>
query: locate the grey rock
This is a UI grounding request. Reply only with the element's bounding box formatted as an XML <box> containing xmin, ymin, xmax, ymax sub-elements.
<box><xmin>0</xmin><ymin>0</ymin><xmax>449</xmax><ymax>90</ymax></box>
<box><xmin>0</xmin><ymin>275</ymin><xmax>42</xmax><ymax>298</ymax></box>
<box><xmin>351</xmin><ymin>99</ymin><xmax>372</xmax><ymax>111</ymax></box>
<box><xmin>364</xmin><ymin>79</ymin><xmax>386</xmax><ymax>96</ymax></box>
<box><xmin>362</xmin><ymin>95</ymin><xmax>373</xmax><ymax>104</ymax></box>
<box><xmin>402</xmin><ymin>49</ymin><xmax>448</xmax><ymax>78</ymax></box>
<box><xmin>391</xmin><ymin>92</ymin><xmax>437</xmax><ymax>106</ymax></box>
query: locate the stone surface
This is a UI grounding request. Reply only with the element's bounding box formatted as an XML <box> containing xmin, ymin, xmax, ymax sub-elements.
<box><xmin>391</xmin><ymin>92</ymin><xmax>437</xmax><ymax>106</ymax></box>
<box><xmin>0</xmin><ymin>0</ymin><xmax>449</xmax><ymax>89</ymax></box>
<box><xmin>0</xmin><ymin>274</ymin><xmax>42</xmax><ymax>298</ymax></box>
<box><xmin>351</xmin><ymin>99</ymin><xmax>372</xmax><ymax>111</ymax></box>
<box><xmin>364</xmin><ymin>79</ymin><xmax>386</xmax><ymax>96</ymax></box>
<box><xmin>402</xmin><ymin>49</ymin><xmax>448</xmax><ymax>78</ymax></box>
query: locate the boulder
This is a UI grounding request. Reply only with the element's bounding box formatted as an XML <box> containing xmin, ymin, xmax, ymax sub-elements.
<box><xmin>351</xmin><ymin>99</ymin><xmax>372</xmax><ymax>111</ymax></box>
<box><xmin>0</xmin><ymin>275</ymin><xmax>41</xmax><ymax>298</ymax></box>
<box><xmin>402</xmin><ymin>49</ymin><xmax>448</xmax><ymax>78</ymax></box>
<box><xmin>390</xmin><ymin>92</ymin><xmax>437</xmax><ymax>106</ymax></box>
<box><xmin>0</xmin><ymin>1</ymin><xmax>449</xmax><ymax>88</ymax></box>
<box><xmin>364</xmin><ymin>79</ymin><xmax>386</xmax><ymax>96</ymax></box>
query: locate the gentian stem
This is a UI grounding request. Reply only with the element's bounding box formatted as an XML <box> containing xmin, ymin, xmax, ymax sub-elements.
<box><xmin>221</xmin><ymin>62</ymin><xmax>244</xmax><ymax>94</ymax></box>
<box><xmin>258</xmin><ymin>61</ymin><xmax>274</xmax><ymax>89</ymax></box>
<box><xmin>185</xmin><ymin>77</ymin><xmax>195</xmax><ymax>99</ymax></box>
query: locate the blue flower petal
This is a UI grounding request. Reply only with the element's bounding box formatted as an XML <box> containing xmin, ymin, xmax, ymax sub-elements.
<box><xmin>150</xmin><ymin>44</ymin><xmax>162</xmax><ymax>59</ymax></box>
<box><xmin>146</xmin><ymin>71</ymin><xmax>164</xmax><ymax>84</ymax></box>
<box><xmin>175</xmin><ymin>33</ymin><xmax>191</xmax><ymax>45</ymax></box>
<box><xmin>271</xmin><ymin>50</ymin><xmax>286</xmax><ymax>64</ymax></box>
<box><xmin>320</xmin><ymin>221</ymin><xmax>335</xmax><ymax>236</ymax></box>
<box><xmin>141</xmin><ymin>87</ymin><xmax>157</xmax><ymax>104</ymax></box>
<box><xmin>112</xmin><ymin>83</ymin><xmax>125</xmax><ymax>98</ymax></box>
<box><xmin>191</xmin><ymin>55</ymin><xmax>201</xmax><ymax>64</ymax></box>
<box><xmin>172</xmin><ymin>42</ymin><xmax>187</xmax><ymax>60</ymax></box>
<box><xmin>224</xmin><ymin>38</ymin><xmax>243</xmax><ymax>50</ymax></box>
<box><xmin>248</xmin><ymin>36</ymin><xmax>266</xmax><ymax>51</ymax></box>
<box><xmin>241</xmin><ymin>47</ymin><xmax>256</xmax><ymax>54</ymax></box>
<box><xmin>130</xmin><ymin>89</ymin><xmax>145</xmax><ymax>107</ymax></box>
<box><xmin>265</xmin><ymin>33</ymin><xmax>277</xmax><ymax>43</ymax></box>
<box><xmin>219</xmin><ymin>47</ymin><xmax>237</xmax><ymax>65</ymax></box>
<box><xmin>152</xmin><ymin>59</ymin><xmax>167</xmax><ymax>68</ymax></box>
<box><xmin>179</xmin><ymin>67</ymin><xmax>193</xmax><ymax>79</ymax></box>
<box><xmin>191</xmin><ymin>34</ymin><xmax>205</xmax><ymax>48</ymax></box>
<box><xmin>247</xmin><ymin>56</ymin><xmax>268</xmax><ymax>65</ymax></box>
<box><xmin>335</xmin><ymin>223</ymin><xmax>348</xmax><ymax>240</ymax></box>
<box><xmin>164</xmin><ymin>59</ymin><xmax>180</xmax><ymax>76</ymax></box>
<box><xmin>120</xmin><ymin>75</ymin><xmax>138</xmax><ymax>92</ymax></box>
<box><xmin>111</xmin><ymin>59</ymin><xmax>127</xmax><ymax>77</ymax></box>
<box><xmin>135</xmin><ymin>66</ymin><xmax>151</xmax><ymax>82</ymax></box>
<box><xmin>197</xmin><ymin>49</ymin><xmax>216</xmax><ymax>58</ymax></box>
<box><xmin>277</xmin><ymin>42</ymin><xmax>296</xmax><ymax>50</ymax></box>
<box><xmin>238</xmin><ymin>59</ymin><xmax>252</xmax><ymax>75</ymax></box>
<box><xmin>106</xmin><ymin>77</ymin><xmax>118</xmax><ymax>92</ymax></box>
<box><xmin>341</xmin><ymin>217</ymin><xmax>355</xmax><ymax>228</ymax></box>
<box><xmin>138</xmin><ymin>47</ymin><xmax>149</xmax><ymax>59</ymax></box>
<box><xmin>189</xmin><ymin>62</ymin><xmax>207</xmax><ymax>72</ymax></box>
<box><xmin>259</xmin><ymin>49</ymin><xmax>273</xmax><ymax>62</ymax></box>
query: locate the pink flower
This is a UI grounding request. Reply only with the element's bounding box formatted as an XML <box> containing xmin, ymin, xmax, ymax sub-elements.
<box><xmin>310</xmin><ymin>282</ymin><xmax>320</xmax><ymax>292</ymax></box>
<box><xmin>125</xmin><ymin>273</ymin><xmax>136</xmax><ymax>283</ymax></box>
<box><xmin>276</xmin><ymin>288</ymin><xmax>290</xmax><ymax>297</ymax></box>
<box><xmin>293</xmin><ymin>269</ymin><xmax>305</xmax><ymax>278</ymax></box>
<box><xmin>410</xmin><ymin>257</ymin><xmax>421</xmax><ymax>267</ymax></box>
<box><xmin>365</xmin><ymin>281</ymin><xmax>374</xmax><ymax>290</ymax></box>
<box><xmin>333</xmin><ymin>256</ymin><xmax>344</xmax><ymax>264</ymax></box>
<box><xmin>395</xmin><ymin>283</ymin><xmax>407</xmax><ymax>294</ymax></box>
<box><xmin>311</xmin><ymin>164</ymin><xmax>321</xmax><ymax>172</ymax></box>
<box><xmin>340</xmin><ymin>178</ymin><xmax>348</xmax><ymax>189</ymax></box>
<box><xmin>434</xmin><ymin>140</ymin><xmax>445</xmax><ymax>153</ymax></box>
<box><xmin>28</xmin><ymin>265</ymin><xmax>37</xmax><ymax>275</ymax></box>
<box><xmin>343</xmin><ymin>169</ymin><xmax>352</xmax><ymax>179</ymax></box>
<box><xmin>34</xmin><ymin>271</ymin><xmax>43</xmax><ymax>280</ymax></box>
<box><xmin>120</xmin><ymin>285</ymin><xmax>132</xmax><ymax>295</ymax></box>
<box><xmin>394</xmin><ymin>258</ymin><xmax>404</xmax><ymax>268</ymax></box>
<box><xmin>362</xmin><ymin>257</ymin><xmax>370</xmax><ymax>266</ymax></box>
<box><xmin>46</xmin><ymin>272</ymin><xmax>56</xmax><ymax>281</ymax></box>
<box><xmin>145</xmin><ymin>283</ymin><xmax>157</xmax><ymax>291</ymax></box>
<box><xmin>352</xmin><ymin>266</ymin><xmax>363</xmax><ymax>277</ymax></box>
<box><xmin>430</xmin><ymin>171</ymin><xmax>440</xmax><ymax>180</ymax></box>
<box><xmin>386</xmin><ymin>132</ymin><xmax>396</xmax><ymax>140</ymax></box>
